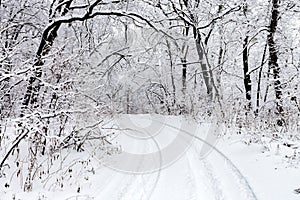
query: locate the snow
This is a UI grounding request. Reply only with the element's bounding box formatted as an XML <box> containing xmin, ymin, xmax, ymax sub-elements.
<box><xmin>218</xmin><ymin>135</ymin><xmax>300</xmax><ymax>200</ymax></box>
<box><xmin>1</xmin><ymin>114</ymin><xmax>300</xmax><ymax>200</ymax></box>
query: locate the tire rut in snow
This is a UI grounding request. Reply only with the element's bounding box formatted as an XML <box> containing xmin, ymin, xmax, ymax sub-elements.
<box><xmin>184</xmin><ymin>156</ymin><xmax>197</xmax><ymax>200</ymax></box>
<box><xmin>115</xmin><ymin>129</ymin><xmax>162</xmax><ymax>200</ymax></box>
<box><xmin>187</xmin><ymin>147</ymin><xmax>224</xmax><ymax>200</ymax></box>
<box><xmin>201</xmin><ymin>158</ymin><xmax>226</xmax><ymax>200</ymax></box>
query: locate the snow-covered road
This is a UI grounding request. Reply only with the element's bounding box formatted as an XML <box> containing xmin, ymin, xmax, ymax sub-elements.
<box><xmin>92</xmin><ymin>114</ymin><xmax>257</xmax><ymax>200</ymax></box>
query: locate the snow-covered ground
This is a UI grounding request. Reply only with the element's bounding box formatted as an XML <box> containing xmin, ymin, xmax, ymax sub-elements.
<box><xmin>1</xmin><ymin>114</ymin><xmax>300</xmax><ymax>200</ymax></box>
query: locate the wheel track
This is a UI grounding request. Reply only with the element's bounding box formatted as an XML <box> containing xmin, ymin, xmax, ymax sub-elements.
<box><xmin>114</xmin><ymin>125</ymin><xmax>162</xmax><ymax>200</ymax></box>
<box><xmin>187</xmin><ymin>145</ymin><xmax>225</xmax><ymax>200</ymax></box>
<box><xmin>184</xmin><ymin>155</ymin><xmax>197</xmax><ymax>200</ymax></box>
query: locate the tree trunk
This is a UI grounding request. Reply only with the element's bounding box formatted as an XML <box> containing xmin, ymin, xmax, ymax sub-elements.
<box><xmin>180</xmin><ymin>43</ymin><xmax>188</xmax><ymax>114</ymax></box>
<box><xmin>181</xmin><ymin>53</ymin><xmax>187</xmax><ymax>97</ymax></box>
<box><xmin>166</xmin><ymin>40</ymin><xmax>176</xmax><ymax>109</ymax></box>
<box><xmin>243</xmin><ymin>36</ymin><xmax>251</xmax><ymax>108</ymax></box>
<box><xmin>195</xmin><ymin>33</ymin><xmax>213</xmax><ymax>99</ymax></box>
<box><xmin>267</xmin><ymin>0</ymin><xmax>284</xmax><ymax>124</ymax></box>
<box><xmin>21</xmin><ymin>0</ymin><xmax>72</xmax><ymax>116</ymax></box>
<box><xmin>255</xmin><ymin>43</ymin><xmax>268</xmax><ymax>115</ymax></box>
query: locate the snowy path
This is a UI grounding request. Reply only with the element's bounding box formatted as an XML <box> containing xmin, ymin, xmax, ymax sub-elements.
<box><xmin>91</xmin><ymin>114</ymin><xmax>257</xmax><ymax>200</ymax></box>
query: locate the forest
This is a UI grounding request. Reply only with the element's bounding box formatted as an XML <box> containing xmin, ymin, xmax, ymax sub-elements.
<box><xmin>0</xmin><ymin>0</ymin><xmax>300</xmax><ymax>198</ymax></box>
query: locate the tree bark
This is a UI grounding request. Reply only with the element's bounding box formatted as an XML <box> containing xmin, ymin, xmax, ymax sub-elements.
<box><xmin>195</xmin><ymin>33</ymin><xmax>213</xmax><ymax>98</ymax></box>
<box><xmin>243</xmin><ymin>36</ymin><xmax>251</xmax><ymax>108</ymax></box>
<box><xmin>255</xmin><ymin>42</ymin><xmax>268</xmax><ymax>115</ymax></box>
<box><xmin>181</xmin><ymin>44</ymin><xmax>189</xmax><ymax>96</ymax></box>
<box><xmin>267</xmin><ymin>0</ymin><xmax>284</xmax><ymax>123</ymax></box>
